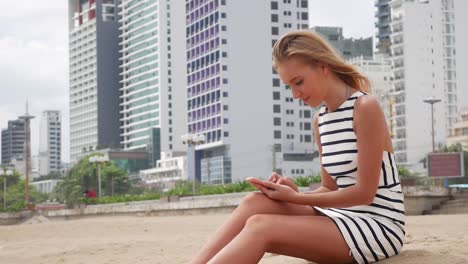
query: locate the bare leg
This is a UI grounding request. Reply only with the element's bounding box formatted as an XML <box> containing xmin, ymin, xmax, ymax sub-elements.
<box><xmin>208</xmin><ymin>214</ymin><xmax>353</xmax><ymax>264</ymax></box>
<box><xmin>189</xmin><ymin>192</ymin><xmax>318</xmax><ymax>264</ymax></box>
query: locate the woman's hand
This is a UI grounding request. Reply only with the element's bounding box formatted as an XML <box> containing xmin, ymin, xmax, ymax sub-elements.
<box><xmin>254</xmin><ymin>180</ymin><xmax>299</xmax><ymax>203</ymax></box>
<box><xmin>269</xmin><ymin>172</ymin><xmax>299</xmax><ymax>192</ymax></box>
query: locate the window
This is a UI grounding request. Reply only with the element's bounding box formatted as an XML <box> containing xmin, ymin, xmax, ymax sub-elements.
<box><xmin>274</xmin><ymin>117</ymin><xmax>281</xmax><ymax>126</ymax></box>
<box><xmin>303</xmin><ymin>110</ymin><xmax>311</xmax><ymax>118</ymax></box>
<box><xmin>221</xmin><ymin>13</ymin><xmax>227</xmax><ymax>18</ymax></box>
<box><xmin>301</xmin><ymin>12</ymin><xmax>308</xmax><ymax>20</ymax></box>
<box><xmin>224</xmin><ymin>118</ymin><xmax>229</xmax><ymax>124</ymax></box>
<box><xmin>272</xmin><ymin>27</ymin><xmax>279</xmax><ymax>35</ymax></box>
<box><xmin>221</xmin><ymin>0</ymin><xmax>226</xmax><ymax>5</ymax></box>
<box><xmin>304</xmin><ymin>135</ymin><xmax>312</xmax><ymax>142</ymax></box>
<box><xmin>273</xmin><ymin>105</ymin><xmax>281</xmax><ymax>113</ymax></box>
<box><xmin>223</xmin><ymin>78</ymin><xmax>228</xmax><ymax>84</ymax></box>
<box><xmin>274</xmin><ymin>130</ymin><xmax>282</xmax><ymax>139</ymax></box>
<box><xmin>223</xmin><ymin>105</ymin><xmax>229</xmax><ymax>110</ymax></box>
<box><xmin>222</xmin><ymin>65</ymin><xmax>228</xmax><ymax>71</ymax></box>
<box><xmin>222</xmin><ymin>39</ymin><xmax>227</xmax><ymax>44</ymax></box>
<box><xmin>304</xmin><ymin>122</ymin><xmax>311</xmax><ymax>130</ymax></box>
<box><xmin>271</xmin><ymin>1</ymin><xmax>278</xmax><ymax>10</ymax></box>
<box><xmin>274</xmin><ymin>144</ymin><xmax>282</xmax><ymax>152</ymax></box>
<box><xmin>223</xmin><ymin>92</ymin><xmax>228</xmax><ymax>97</ymax></box>
<box><xmin>222</xmin><ymin>25</ymin><xmax>227</xmax><ymax>31</ymax></box>
<box><xmin>271</xmin><ymin>14</ymin><xmax>278</xmax><ymax>22</ymax></box>
<box><xmin>273</xmin><ymin>91</ymin><xmax>280</xmax><ymax>100</ymax></box>
<box><xmin>224</xmin><ymin>131</ymin><xmax>229</xmax><ymax>137</ymax></box>
<box><xmin>273</xmin><ymin>78</ymin><xmax>280</xmax><ymax>87</ymax></box>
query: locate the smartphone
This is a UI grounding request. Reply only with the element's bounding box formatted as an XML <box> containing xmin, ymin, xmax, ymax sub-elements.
<box><xmin>246</xmin><ymin>177</ymin><xmax>275</xmax><ymax>191</ymax></box>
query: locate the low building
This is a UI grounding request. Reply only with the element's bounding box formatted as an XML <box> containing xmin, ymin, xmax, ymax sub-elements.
<box><xmin>30</xmin><ymin>179</ymin><xmax>62</xmax><ymax>194</ymax></box>
<box><xmin>447</xmin><ymin>109</ymin><xmax>468</xmax><ymax>150</ymax></box>
<box><xmin>139</xmin><ymin>152</ymin><xmax>187</xmax><ymax>190</ymax></box>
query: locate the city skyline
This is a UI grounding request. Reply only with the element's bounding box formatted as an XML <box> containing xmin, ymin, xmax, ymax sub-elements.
<box><xmin>0</xmin><ymin>0</ymin><xmax>375</xmax><ymax>163</ymax></box>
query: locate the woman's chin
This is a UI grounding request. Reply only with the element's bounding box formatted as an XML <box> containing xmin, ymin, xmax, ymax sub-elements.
<box><xmin>307</xmin><ymin>100</ymin><xmax>321</xmax><ymax>108</ymax></box>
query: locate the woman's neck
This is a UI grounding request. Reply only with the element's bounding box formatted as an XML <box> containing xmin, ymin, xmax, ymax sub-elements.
<box><xmin>323</xmin><ymin>78</ymin><xmax>356</xmax><ymax>112</ymax></box>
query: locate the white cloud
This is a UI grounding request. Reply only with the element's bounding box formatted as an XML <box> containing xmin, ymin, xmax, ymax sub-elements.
<box><xmin>0</xmin><ymin>0</ymin><xmax>69</xmax><ymax>163</ymax></box>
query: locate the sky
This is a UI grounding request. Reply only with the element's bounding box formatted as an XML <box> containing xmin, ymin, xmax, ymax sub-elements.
<box><xmin>0</xmin><ymin>0</ymin><xmax>375</xmax><ymax>163</ymax></box>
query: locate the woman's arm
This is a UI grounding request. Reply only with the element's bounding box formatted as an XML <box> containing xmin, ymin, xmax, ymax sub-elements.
<box><xmin>293</xmin><ymin>96</ymin><xmax>385</xmax><ymax>207</ymax></box>
<box><xmin>257</xmin><ymin>96</ymin><xmax>384</xmax><ymax>206</ymax></box>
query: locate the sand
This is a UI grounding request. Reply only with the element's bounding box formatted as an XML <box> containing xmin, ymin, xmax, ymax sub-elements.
<box><xmin>0</xmin><ymin>213</ymin><xmax>467</xmax><ymax>264</ymax></box>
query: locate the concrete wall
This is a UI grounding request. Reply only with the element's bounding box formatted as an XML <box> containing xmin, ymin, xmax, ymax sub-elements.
<box><xmin>0</xmin><ymin>186</ymin><xmax>455</xmax><ymax>225</ymax></box>
<box><xmin>403</xmin><ymin>186</ymin><xmax>451</xmax><ymax>215</ymax></box>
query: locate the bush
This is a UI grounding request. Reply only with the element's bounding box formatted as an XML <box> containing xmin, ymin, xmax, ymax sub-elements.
<box><xmin>0</xmin><ymin>200</ymin><xmax>26</xmax><ymax>213</ymax></box>
<box><xmin>293</xmin><ymin>175</ymin><xmax>321</xmax><ymax>187</ymax></box>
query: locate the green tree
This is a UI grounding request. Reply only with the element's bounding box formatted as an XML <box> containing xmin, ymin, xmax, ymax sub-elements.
<box><xmin>101</xmin><ymin>165</ymin><xmax>130</xmax><ymax>196</ymax></box>
<box><xmin>51</xmin><ymin>153</ymin><xmax>130</xmax><ymax>207</ymax></box>
<box><xmin>398</xmin><ymin>165</ymin><xmax>412</xmax><ymax>178</ymax></box>
<box><xmin>0</xmin><ymin>169</ymin><xmax>47</xmax><ymax>212</ymax></box>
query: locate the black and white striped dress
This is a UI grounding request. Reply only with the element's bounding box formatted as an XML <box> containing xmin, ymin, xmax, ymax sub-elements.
<box><xmin>313</xmin><ymin>91</ymin><xmax>405</xmax><ymax>264</ymax></box>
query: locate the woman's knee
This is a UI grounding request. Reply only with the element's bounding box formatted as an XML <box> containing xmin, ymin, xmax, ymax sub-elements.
<box><xmin>243</xmin><ymin>214</ymin><xmax>275</xmax><ymax>239</ymax></box>
<box><xmin>240</xmin><ymin>192</ymin><xmax>270</xmax><ymax>207</ymax></box>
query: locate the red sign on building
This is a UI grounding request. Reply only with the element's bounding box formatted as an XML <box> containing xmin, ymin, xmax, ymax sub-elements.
<box><xmin>428</xmin><ymin>152</ymin><xmax>464</xmax><ymax>178</ymax></box>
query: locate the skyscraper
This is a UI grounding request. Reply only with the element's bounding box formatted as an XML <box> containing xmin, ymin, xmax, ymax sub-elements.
<box><xmin>38</xmin><ymin>111</ymin><xmax>62</xmax><ymax>176</ymax></box>
<box><xmin>68</xmin><ymin>0</ymin><xmax>121</xmax><ymax>163</ymax></box>
<box><xmin>375</xmin><ymin>0</ymin><xmax>392</xmax><ymax>56</ymax></box>
<box><xmin>388</xmin><ymin>0</ymin><xmax>467</xmax><ymax>172</ymax></box>
<box><xmin>185</xmin><ymin>0</ymin><xmax>317</xmax><ymax>185</ymax></box>
<box><xmin>118</xmin><ymin>0</ymin><xmax>187</xmax><ymax>167</ymax></box>
<box><xmin>1</xmin><ymin>119</ymin><xmax>25</xmax><ymax>165</ymax></box>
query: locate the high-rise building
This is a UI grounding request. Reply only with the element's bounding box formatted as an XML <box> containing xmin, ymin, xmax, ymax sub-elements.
<box><xmin>38</xmin><ymin>111</ymin><xmax>62</xmax><ymax>176</ymax></box>
<box><xmin>1</xmin><ymin>119</ymin><xmax>25</xmax><ymax>165</ymax></box>
<box><xmin>310</xmin><ymin>26</ymin><xmax>373</xmax><ymax>60</ymax></box>
<box><xmin>185</xmin><ymin>0</ymin><xmax>317</xmax><ymax>185</ymax></box>
<box><xmin>68</xmin><ymin>0</ymin><xmax>121</xmax><ymax>163</ymax></box>
<box><xmin>348</xmin><ymin>55</ymin><xmax>394</xmax><ymax>132</ymax></box>
<box><xmin>118</xmin><ymin>0</ymin><xmax>187</xmax><ymax>167</ymax></box>
<box><xmin>375</xmin><ymin>0</ymin><xmax>392</xmax><ymax>56</ymax></box>
<box><xmin>388</xmin><ymin>0</ymin><xmax>467</xmax><ymax>172</ymax></box>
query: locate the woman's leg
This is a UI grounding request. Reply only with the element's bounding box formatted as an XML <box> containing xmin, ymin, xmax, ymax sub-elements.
<box><xmin>207</xmin><ymin>214</ymin><xmax>354</xmax><ymax>264</ymax></box>
<box><xmin>189</xmin><ymin>192</ymin><xmax>318</xmax><ymax>264</ymax></box>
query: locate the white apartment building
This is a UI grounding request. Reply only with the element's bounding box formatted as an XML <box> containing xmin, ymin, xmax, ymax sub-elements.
<box><xmin>388</xmin><ymin>0</ymin><xmax>467</xmax><ymax>172</ymax></box>
<box><xmin>38</xmin><ymin>111</ymin><xmax>62</xmax><ymax>176</ymax></box>
<box><xmin>185</xmin><ymin>0</ymin><xmax>319</xmax><ymax>185</ymax></box>
<box><xmin>349</xmin><ymin>56</ymin><xmax>394</xmax><ymax>133</ymax></box>
<box><xmin>68</xmin><ymin>0</ymin><xmax>121</xmax><ymax>163</ymax></box>
<box><xmin>139</xmin><ymin>151</ymin><xmax>187</xmax><ymax>188</ymax></box>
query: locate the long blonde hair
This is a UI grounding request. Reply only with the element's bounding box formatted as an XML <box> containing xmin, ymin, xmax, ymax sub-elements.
<box><xmin>272</xmin><ymin>30</ymin><xmax>371</xmax><ymax>92</ymax></box>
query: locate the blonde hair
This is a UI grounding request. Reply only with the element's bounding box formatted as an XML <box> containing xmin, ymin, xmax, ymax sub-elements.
<box><xmin>272</xmin><ymin>30</ymin><xmax>371</xmax><ymax>92</ymax></box>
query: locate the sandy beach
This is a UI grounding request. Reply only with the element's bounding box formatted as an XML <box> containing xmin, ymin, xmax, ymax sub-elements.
<box><xmin>0</xmin><ymin>213</ymin><xmax>467</xmax><ymax>264</ymax></box>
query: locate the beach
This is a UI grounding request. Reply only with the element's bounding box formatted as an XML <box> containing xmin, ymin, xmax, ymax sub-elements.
<box><xmin>0</xmin><ymin>213</ymin><xmax>467</xmax><ymax>264</ymax></box>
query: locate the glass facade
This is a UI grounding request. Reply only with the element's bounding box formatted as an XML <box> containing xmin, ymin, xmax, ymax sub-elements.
<box><xmin>200</xmin><ymin>146</ymin><xmax>231</xmax><ymax>185</ymax></box>
<box><xmin>186</xmin><ymin>0</ymin><xmax>222</xmax><ymax>144</ymax></box>
<box><xmin>120</xmin><ymin>0</ymin><xmax>161</xmax><ymax>151</ymax></box>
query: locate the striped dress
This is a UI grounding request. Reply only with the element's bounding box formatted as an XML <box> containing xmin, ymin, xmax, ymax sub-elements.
<box><xmin>313</xmin><ymin>90</ymin><xmax>405</xmax><ymax>264</ymax></box>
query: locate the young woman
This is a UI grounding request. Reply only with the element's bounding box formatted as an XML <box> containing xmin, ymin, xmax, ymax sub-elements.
<box><xmin>190</xmin><ymin>30</ymin><xmax>405</xmax><ymax>264</ymax></box>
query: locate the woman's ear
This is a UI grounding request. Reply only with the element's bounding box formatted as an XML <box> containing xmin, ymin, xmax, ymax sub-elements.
<box><xmin>322</xmin><ymin>64</ymin><xmax>329</xmax><ymax>76</ymax></box>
